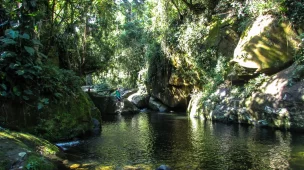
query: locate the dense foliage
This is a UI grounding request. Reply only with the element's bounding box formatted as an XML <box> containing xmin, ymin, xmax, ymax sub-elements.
<box><xmin>0</xmin><ymin>0</ymin><xmax>116</xmax><ymax>110</ymax></box>
<box><xmin>1</xmin><ymin>0</ymin><xmax>303</xmax><ymax>113</ymax></box>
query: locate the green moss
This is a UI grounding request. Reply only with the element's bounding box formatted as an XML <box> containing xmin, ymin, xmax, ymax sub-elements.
<box><xmin>0</xmin><ymin>130</ymin><xmax>61</xmax><ymax>170</ymax></box>
<box><xmin>0</xmin><ymin>157</ymin><xmax>9</xmax><ymax>170</ymax></box>
<box><xmin>240</xmin><ymin>20</ymin><xmax>253</xmax><ymax>39</ymax></box>
<box><xmin>236</xmin><ymin>17</ymin><xmax>299</xmax><ymax>70</ymax></box>
<box><xmin>34</xmin><ymin>91</ymin><xmax>94</xmax><ymax>141</ymax></box>
<box><xmin>205</xmin><ymin>17</ymin><xmax>221</xmax><ymax>46</ymax></box>
<box><xmin>25</xmin><ymin>155</ymin><xmax>55</xmax><ymax>170</ymax></box>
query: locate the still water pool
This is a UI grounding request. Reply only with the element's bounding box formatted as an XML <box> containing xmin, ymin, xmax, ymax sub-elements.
<box><xmin>66</xmin><ymin>112</ymin><xmax>304</xmax><ymax>170</ymax></box>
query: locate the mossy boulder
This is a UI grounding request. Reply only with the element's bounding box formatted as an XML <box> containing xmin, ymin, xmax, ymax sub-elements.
<box><xmin>34</xmin><ymin>91</ymin><xmax>96</xmax><ymax>141</ymax></box>
<box><xmin>0</xmin><ymin>129</ymin><xmax>65</xmax><ymax>170</ymax></box>
<box><xmin>244</xmin><ymin>64</ymin><xmax>304</xmax><ymax>130</ymax></box>
<box><xmin>89</xmin><ymin>92</ymin><xmax>140</xmax><ymax>116</ymax></box>
<box><xmin>149</xmin><ymin>97</ymin><xmax>169</xmax><ymax>112</ymax></box>
<box><xmin>205</xmin><ymin>14</ymin><xmax>239</xmax><ymax>56</ymax></box>
<box><xmin>0</xmin><ymin>91</ymin><xmax>98</xmax><ymax>142</ymax></box>
<box><xmin>232</xmin><ymin>15</ymin><xmax>300</xmax><ymax>74</ymax></box>
<box><xmin>147</xmin><ymin>54</ymin><xmax>191</xmax><ymax>111</ymax></box>
<box><xmin>128</xmin><ymin>92</ymin><xmax>150</xmax><ymax>109</ymax></box>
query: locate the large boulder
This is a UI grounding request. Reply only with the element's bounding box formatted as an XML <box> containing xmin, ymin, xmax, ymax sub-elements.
<box><xmin>89</xmin><ymin>92</ymin><xmax>139</xmax><ymax>116</ymax></box>
<box><xmin>187</xmin><ymin>92</ymin><xmax>256</xmax><ymax>125</ymax></box>
<box><xmin>189</xmin><ymin>64</ymin><xmax>304</xmax><ymax>130</ymax></box>
<box><xmin>128</xmin><ymin>92</ymin><xmax>150</xmax><ymax>109</ymax></box>
<box><xmin>89</xmin><ymin>93</ymin><xmax>116</xmax><ymax>115</ymax></box>
<box><xmin>146</xmin><ymin>53</ymin><xmax>191</xmax><ymax>111</ymax></box>
<box><xmin>0</xmin><ymin>129</ymin><xmax>65</xmax><ymax>169</ymax></box>
<box><xmin>0</xmin><ymin>91</ymin><xmax>97</xmax><ymax>141</ymax></box>
<box><xmin>245</xmin><ymin>64</ymin><xmax>304</xmax><ymax>130</ymax></box>
<box><xmin>122</xmin><ymin>88</ymin><xmax>138</xmax><ymax>98</ymax></box>
<box><xmin>232</xmin><ymin>15</ymin><xmax>300</xmax><ymax>74</ymax></box>
<box><xmin>149</xmin><ymin>97</ymin><xmax>169</xmax><ymax>112</ymax></box>
<box><xmin>119</xmin><ymin>99</ymin><xmax>140</xmax><ymax>115</ymax></box>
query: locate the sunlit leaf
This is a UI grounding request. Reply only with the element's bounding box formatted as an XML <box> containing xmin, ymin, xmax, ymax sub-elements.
<box><xmin>24</xmin><ymin>46</ymin><xmax>35</xmax><ymax>56</ymax></box>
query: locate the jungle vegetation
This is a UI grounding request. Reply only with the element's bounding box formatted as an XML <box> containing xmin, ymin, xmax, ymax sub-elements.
<box><xmin>0</xmin><ymin>0</ymin><xmax>303</xmax><ymax>111</ymax></box>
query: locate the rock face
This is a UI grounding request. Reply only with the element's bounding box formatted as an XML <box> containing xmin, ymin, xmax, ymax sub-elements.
<box><xmin>232</xmin><ymin>15</ymin><xmax>299</xmax><ymax>74</ymax></box>
<box><xmin>89</xmin><ymin>93</ymin><xmax>117</xmax><ymax>115</ymax></box>
<box><xmin>188</xmin><ymin>64</ymin><xmax>304</xmax><ymax>131</ymax></box>
<box><xmin>147</xmin><ymin>55</ymin><xmax>191</xmax><ymax>111</ymax></box>
<box><xmin>149</xmin><ymin>97</ymin><xmax>169</xmax><ymax>112</ymax></box>
<box><xmin>0</xmin><ymin>129</ymin><xmax>64</xmax><ymax>169</ymax></box>
<box><xmin>0</xmin><ymin>91</ymin><xmax>98</xmax><ymax>141</ymax></box>
<box><xmin>187</xmin><ymin>92</ymin><xmax>256</xmax><ymax>125</ymax></box>
<box><xmin>89</xmin><ymin>92</ymin><xmax>139</xmax><ymax>116</ymax></box>
<box><xmin>128</xmin><ymin>92</ymin><xmax>150</xmax><ymax>109</ymax></box>
<box><xmin>245</xmin><ymin>64</ymin><xmax>304</xmax><ymax>130</ymax></box>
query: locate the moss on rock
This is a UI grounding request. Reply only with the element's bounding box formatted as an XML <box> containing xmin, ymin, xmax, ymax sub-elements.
<box><xmin>33</xmin><ymin>91</ymin><xmax>96</xmax><ymax>141</ymax></box>
<box><xmin>233</xmin><ymin>15</ymin><xmax>300</xmax><ymax>72</ymax></box>
<box><xmin>0</xmin><ymin>130</ymin><xmax>63</xmax><ymax>170</ymax></box>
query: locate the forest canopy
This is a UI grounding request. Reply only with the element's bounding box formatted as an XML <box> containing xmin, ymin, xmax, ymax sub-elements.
<box><xmin>0</xmin><ymin>0</ymin><xmax>303</xmax><ymax>108</ymax></box>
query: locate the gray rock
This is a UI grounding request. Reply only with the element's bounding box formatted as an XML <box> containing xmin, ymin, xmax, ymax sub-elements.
<box><xmin>89</xmin><ymin>93</ymin><xmax>139</xmax><ymax>116</ymax></box>
<box><xmin>149</xmin><ymin>97</ymin><xmax>169</xmax><ymax>112</ymax></box>
<box><xmin>157</xmin><ymin>165</ymin><xmax>171</xmax><ymax>170</ymax></box>
<box><xmin>128</xmin><ymin>92</ymin><xmax>150</xmax><ymax>109</ymax></box>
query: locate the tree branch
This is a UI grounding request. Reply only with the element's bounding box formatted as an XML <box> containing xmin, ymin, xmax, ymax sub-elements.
<box><xmin>170</xmin><ymin>0</ymin><xmax>183</xmax><ymax>20</ymax></box>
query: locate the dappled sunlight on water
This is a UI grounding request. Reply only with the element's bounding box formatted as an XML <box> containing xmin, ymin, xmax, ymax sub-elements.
<box><xmin>65</xmin><ymin>112</ymin><xmax>304</xmax><ymax>170</ymax></box>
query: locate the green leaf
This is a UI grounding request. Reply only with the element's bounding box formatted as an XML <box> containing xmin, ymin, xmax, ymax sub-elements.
<box><xmin>23</xmin><ymin>75</ymin><xmax>33</xmax><ymax>80</ymax></box>
<box><xmin>0</xmin><ymin>91</ymin><xmax>7</xmax><ymax>97</ymax></box>
<box><xmin>32</xmin><ymin>39</ymin><xmax>43</xmax><ymax>46</ymax></box>
<box><xmin>5</xmin><ymin>29</ymin><xmax>19</xmax><ymax>39</ymax></box>
<box><xmin>0</xmin><ymin>38</ymin><xmax>17</xmax><ymax>45</ymax></box>
<box><xmin>24</xmin><ymin>90</ymin><xmax>33</xmax><ymax>95</ymax></box>
<box><xmin>54</xmin><ymin>93</ymin><xmax>63</xmax><ymax>98</ymax></box>
<box><xmin>22</xmin><ymin>96</ymin><xmax>29</xmax><ymax>100</ymax></box>
<box><xmin>20</xmin><ymin>33</ymin><xmax>30</xmax><ymax>39</ymax></box>
<box><xmin>0</xmin><ymin>84</ymin><xmax>7</xmax><ymax>90</ymax></box>
<box><xmin>33</xmin><ymin>66</ymin><xmax>42</xmax><ymax>70</ymax></box>
<box><xmin>9</xmin><ymin>63</ymin><xmax>20</xmax><ymax>69</ymax></box>
<box><xmin>16</xmin><ymin>70</ymin><xmax>25</xmax><ymax>75</ymax></box>
<box><xmin>41</xmin><ymin>98</ymin><xmax>49</xmax><ymax>104</ymax></box>
<box><xmin>1</xmin><ymin>51</ymin><xmax>17</xmax><ymax>58</ymax></box>
<box><xmin>37</xmin><ymin>102</ymin><xmax>44</xmax><ymax>110</ymax></box>
<box><xmin>13</xmin><ymin>87</ymin><xmax>21</xmax><ymax>96</ymax></box>
<box><xmin>24</xmin><ymin>46</ymin><xmax>35</xmax><ymax>56</ymax></box>
<box><xmin>38</xmin><ymin>52</ymin><xmax>47</xmax><ymax>59</ymax></box>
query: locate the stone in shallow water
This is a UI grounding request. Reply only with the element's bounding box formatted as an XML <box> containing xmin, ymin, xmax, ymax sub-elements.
<box><xmin>157</xmin><ymin>165</ymin><xmax>171</xmax><ymax>170</ymax></box>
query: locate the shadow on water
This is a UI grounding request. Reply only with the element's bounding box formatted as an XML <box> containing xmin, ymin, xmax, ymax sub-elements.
<box><xmin>64</xmin><ymin>112</ymin><xmax>304</xmax><ymax>170</ymax></box>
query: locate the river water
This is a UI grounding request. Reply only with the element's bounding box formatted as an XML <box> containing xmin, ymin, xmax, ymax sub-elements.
<box><xmin>66</xmin><ymin>112</ymin><xmax>304</xmax><ymax>170</ymax></box>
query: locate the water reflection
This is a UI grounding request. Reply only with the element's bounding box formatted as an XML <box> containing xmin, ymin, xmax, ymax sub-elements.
<box><xmin>65</xmin><ymin>112</ymin><xmax>304</xmax><ymax>170</ymax></box>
